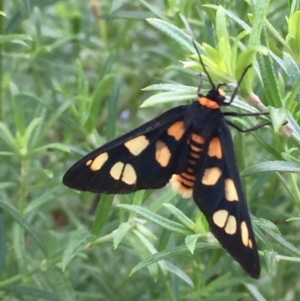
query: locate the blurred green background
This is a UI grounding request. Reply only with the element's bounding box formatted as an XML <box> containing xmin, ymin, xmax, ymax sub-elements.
<box><xmin>1</xmin><ymin>0</ymin><xmax>300</xmax><ymax>300</ymax></box>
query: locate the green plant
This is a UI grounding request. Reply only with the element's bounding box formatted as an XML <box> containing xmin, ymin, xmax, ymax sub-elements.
<box><xmin>1</xmin><ymin>0</ymin><xmax>300</xmax><ymax>300</ymax></box>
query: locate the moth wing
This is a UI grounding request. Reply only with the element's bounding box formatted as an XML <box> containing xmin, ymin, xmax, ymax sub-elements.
<box><xmin>63</xmin><ymin>106</ymin><xmax>190</xmax><ymax>193</ymax></box>
<box><xmin>193</xmin><ymin>122</ymin><xmax>260</xmax><ymax>278</ymax></box>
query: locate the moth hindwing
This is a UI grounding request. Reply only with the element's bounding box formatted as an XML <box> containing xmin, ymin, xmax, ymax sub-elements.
<box><xmin>63</xmin><ymin>45</ymin><xmax>264</xmax><ymax>279</ymax></box>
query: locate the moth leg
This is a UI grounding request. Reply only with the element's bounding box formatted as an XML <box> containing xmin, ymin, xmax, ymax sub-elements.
<box><xmin>224</xmin><ymin>112</ymin><xmax>269</xmax><ymax>117</ymax></box>
<box><xmin>226</xmin><ymin>119</ymin><xmax>271</xmax><ymax>132</ymax></box>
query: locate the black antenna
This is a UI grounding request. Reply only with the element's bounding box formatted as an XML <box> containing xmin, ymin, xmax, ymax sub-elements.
<box><xmin>180</xmin><ymin>15</ymin><xmax>216</xmax><ymax>89</ymax></box>
<box><xmin>227</xmin><ymin>64</ymin><xmax>252</xmax><ymax>104</ymax></box>
<box><xmin>192</xmin><ymin>40</ymin><xmax>216</xmax><ymax>90</ymax></box>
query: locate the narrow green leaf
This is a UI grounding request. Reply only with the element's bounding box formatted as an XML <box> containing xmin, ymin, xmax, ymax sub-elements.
<box><xmin>195</xmin><ymin>212</ymin><xmax>210</xmax><ymax>233</ymax></box>
<box><xmin>269</xmin><ymin>107</ymin><xmax>288</xmax><ymax>132</ymax></box>
<box><xmin>3</xmin><ymin>284</ymin><xmax>61</xmax><ymax>301</ymax></box>
<box><xmin>0</xmin><ymin>182</ymin><xmax>15</xmax><ymax>189</ymax></box>
<box><xmin>163</xmin><ymin>203</ymin><xmax>195</xmax><ymax>230</ymax></box>
<box><xmin>285</xmin><ymin>78</ymin><xmax>300</xmax><ymax>110</ymax></box>
<box><xmin>163</xmin><ymin>261</ymin><xmax>193</xmax><ymax>287</ymax></box>
<box><xmin>58</xmin><ymin>230</ymin><xmax>95</xmax><ymax>271</ymax></box>
<box><xmin>140</xmin><ymin>91</ymin><xmax>196</xmax><ymax>108</ymax></box>
<box><xmin>44</xmin><ymin>268</ymin><xmax>76</xmax><ymax>301</ymax></box>
<box><xmin>216</xmin><ymin>6</ymin><xmax>231</xmax><ymax>72</ymax></box>
<box><xmin>147</xmin><ymin>18</ymin><xmax>195</xmax><ymax>53</ymax></box>
<box><xmin>254</xmin><ymin>217</ymin><xmax>280</xmax><ymax>234</ymax></box>
<box><xmin>290</xmin><ymin>0</ymin><xmax>300</xmax><ymax>14</ymax></box>
<box><xmin>263</xmin><ymin>250</ymin><xmax>278</xmax><ymax>275</ymax></box>
<box><xmin>91</xmin><ymin>194</ymin><xmax>114</xmax><ymax>235</ymax></box>
<box><xmin>148</xmin><ymin>187</ymin><xmax>178</xmax><ymax>212</ymax></box>
<box><xmin>264</xmin><ymin>19</ymin><xmax>287</xmax><ymax>46</ymax></box>
<box><xmin>142</xmin><ymin>83</ymin><xmax>196</xmax><ymax>92</ymax></box>
<box><xmin>242</xmin><ymin>160</ymin><xmax>300</xmax><ymax>176</ymax></box>
<box><xmin>46</xmin><ymin>36</ymin><xmax>77</xmax><ymax>52</ymax></box>
<box><xmin>114</xmin><ymin>222</ymin><xmax>132</xmax><ymax>249</ymax></box>
<box><xmin>245</xmin><ymin>283</ymin><xmax>268</xmax><ymax>301</ymax></box>
<box><xmin>248</xmin><ymin>0</ymin><xmax>271</xmax><ymax>46</ymax></box>
<box><xmin>236</xmin><ymin>46</ymin><xmax>268</xmax><ymax>92</ymax></box>
<box><xmin>126</xmin><ymin>231</ymin><xmax>160</xmax><ymax>280</ymax></box>
<box><xmin>203</xmin><ymin>5</ymin><xmax>251</xmax><ymax>30</ymax></box>
<box><xmin>12</xmin><ymin>224</ymin><xmax>27</xmax><ymax>274</ymax></box>
<box><xmin>263</xmin><ymin>227</ymin><xmax>300</xmax><ymax>256</ymax></box>
<box><xmin>252</xmin><ymin>220</ymin><xmax>273</xmax><ymax>250</ymax></box>
<box><xmin>118</xmin><ymin>204</ymin><xmax>191</xmax><ymax>235</ymax></box>
<box><xmin>0</xmin><ymin>34</ymin><xmax>32</xmax><ymax>45</ymax></box>
<box><xmin>287</xmin><ymin>10</ymin><xmax>300</xmax><ymax>58</ymax></box>
<box><xmin>140</xmin><ymin>0</ymin><xmax>167</xmax><ymax>20</ymax></box>
<box><xmin>106</xmin><ymin>78</ymin><xmax>120</xmax><ymax>140</ymax></box>
<box><xmin>23</xmin><ymin>117</ymin><xmax>43</xmax><ymax>149</ymax></box>
<box><xmin>131</xmin><ymin>242</ymin><xmax>219</xmax><ymax>274</ymax></box>
<box><xmin>185</xmin><ymin>234</ymin><xmax>202</xmax><ymax>254</ymax></box>
<box><xmin>0</xmin><ymin>122</ymin><xmax>18</xmax><ymax>151</ymax></box>
<box><xmin>135</xmin><ymin>223</ymin><xmax>157</xmax><ymax>241</ymax></box>
<box><xmin>24</xmin><ymin>187</ymin><xmax>66</xmax><ymax>214</ymax></box>
<box><xmin>0</xmin><ymin>201</ymin><xmax>47</xmax><ymax>255</ymax></box>
<box><xmin>286</xmin><ymin>217</ymin><xmax>300</xmax><ymax>222</ymax></box>
<box><xmin>12</xmin><ymin>97</ymin><xmax>25</xmax><ymax>136</ymax></box>
<box><xmin>32</xmin><ymin>142</ymin><xmax>70</xmax><ymax>154</ymax></box>
<box><xmin>257</xmin><ymin>28</ymin><xmax>282</xmax><ymax>107</ymax></box>
<box><xmin>133</xmin><ymin>229</ymin><xmax>159</xmax><ymax>256</ymax></box>
<box><xmin>38</xmin><ymin>98</ymin><xmax>73</xmax><ymax>143</ymax></box>
<box><xmin>85</xmin><ymin>74</ymin><xmax>115</xmax><ymax>133</ymax></box>
<box><xmin>283</xmin><ymin>52</ymin><xmax>300</xmax><ymax>102</ymax></box>
<box><xmin>0</xmin><ymin>211</ymin><xmax>6</xmax><ymax>272</ymax></box>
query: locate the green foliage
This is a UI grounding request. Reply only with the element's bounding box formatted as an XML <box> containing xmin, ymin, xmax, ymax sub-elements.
<box><xmin>1</xmin><ymin>0</ymin><xmax>300</xmax><ymax>300</ymax></box>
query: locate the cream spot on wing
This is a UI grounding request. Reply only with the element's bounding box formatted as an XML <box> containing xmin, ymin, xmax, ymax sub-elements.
<box><xmin>224</xmin><ymin>215</ymin><xmax>237</xmax><ymax>235</ymax></box>
<box><xmin>167</xmin><ymin>121</ymin><xmax>185</xmax><ymax>141</ymax></box>
<box><xmin>89</xmin><ymin>152</ymin><xmax>109</xmax><ymax>171</ymax></box>
<box><xmin>124</xmin><ymin>135</ymin><xmax>149</xmax><ymax>156</ymax></box>
<box><xmin>208</xmin><ymin>137</ymin><xmax>222</xmax><ymax>159</ymax></box>
<box><xmin>212</xmin><ymin>209</ymin><xmax>229</xmax><ymax>228</ymax></box>
<box><xmin>110</xmin><ymin>161</ymin><xmax>124</xmax><ymax>180</ymax></box>
<box><xmin>225</xmin><ymin>178</ymin><xmax>239</xmax><ymax>202</ymax></box>
<box><xmin>155</xmin><ymin>140</ymin><xmax>171</xmax><ymax>167</ymax></box>
<box><xmin>86</xmin><ymin>159</ymin><xmax>92</xmax><ymax>166</ymax></box>
<box><xmin>122</xmin><ymin>164</ymin><xmax>137</xmax><ymax>185</ymax></box>
<box><xmin>241</xmin><ymin>221</ymin><xmax>250</xmax><ymax>247</ymax></box>
<box><xmin>248</xmin><ymin>239</ymin><xmax>253</xmax><ymax>249</ymax></box>
<box><xmin>110</xmin><ymin>162</ymin><xmax>137</xmax><ymax>185</ymax></box>
<box><xmin>201</xmin><ymin>167</ymin><xmax>222</xmax><ymax>185</ymax></box>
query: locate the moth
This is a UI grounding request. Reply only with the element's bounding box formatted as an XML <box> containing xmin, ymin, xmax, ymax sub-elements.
<box><xmin>63</xmin><ymin>42</ymin><xmax>269</xmax><ymax>278</ymax></box>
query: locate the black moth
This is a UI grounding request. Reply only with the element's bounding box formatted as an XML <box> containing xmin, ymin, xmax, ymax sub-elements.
<box><xmin>63</xmin><ymin>41</ymin><xmax>269</xmax><ymax>279</ymax></box>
